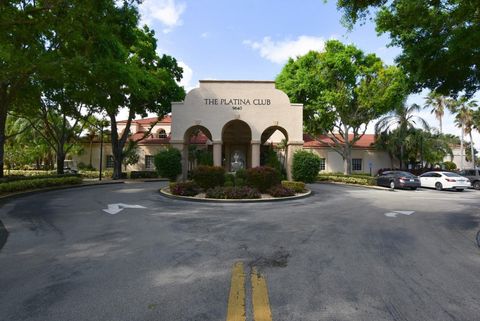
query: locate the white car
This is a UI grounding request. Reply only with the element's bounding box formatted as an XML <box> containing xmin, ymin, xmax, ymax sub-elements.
<box><xmin>419</xmin><ymin>171</ymin><xmax>471</xmax><ymax>191</ymax></box>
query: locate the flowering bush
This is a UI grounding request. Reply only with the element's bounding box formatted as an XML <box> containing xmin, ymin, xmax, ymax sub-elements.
<box><xmin>169</xmin><ymin>181</ymin><xmax>200</xmax><ymax>196</ymax></box>
<box><xmin>267</xmin><ymin>185</ymin><xmax>295</xmax><ymax>197</ymax></box>
<box><xmin>281</xmin><ymin>180</ymin><xmax>306</xmax><ymax>193</ymax></box>
<box><xmin>205</xmin><ymin>186</ymin><xmax>261</xmax><ymax>199</ymax></box>
<box><xmin>245</xmin><ymin>166</ymin><xmax>280</xmax><ymax>192</ymax></box>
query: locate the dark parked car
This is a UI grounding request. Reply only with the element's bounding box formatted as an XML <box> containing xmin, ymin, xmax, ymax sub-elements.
<box><xmin>376</xmin><ymin>171</ymin><xmax>421</xmax><ymax>190</ymax></box>
<box><xmin>458</xmin><ymin>169</ymin><xmax>480</xmax><ymax>190</ymax></box>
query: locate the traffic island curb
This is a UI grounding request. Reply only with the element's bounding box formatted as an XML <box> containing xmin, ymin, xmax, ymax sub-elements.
<box><xmin>158</xmin><ymin>187</ymin><xmax>312</xmax><ymax>203</ymax></box>
<box><xmin>316</xmin><ymin>181</ymin><xmax>388</xmax><ymax>191</ymax></box>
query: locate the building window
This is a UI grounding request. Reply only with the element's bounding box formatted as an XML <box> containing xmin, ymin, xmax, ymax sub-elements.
<box><xmin>145</xmin><ymin>155</ymin><xmax>154</xmax><ymax>169</ymax></box>
<box><xmin>319</xmin><ymin>158</ymin><xmax>326</xmax><ymax>171</ymax></box>
<box><xmin>352</xmin><ymin>158</ymin><xmax>362</xmax><ymax>171</ymax></box>
<box><xmin>158</xmin><ymin>129</ymin><xmax>167</xmax><ymax>138</ymax></box>
<box><xmin>106</xmin><ymin>155</ymin><xmax>114</xmax><ymax>168</ymax></box>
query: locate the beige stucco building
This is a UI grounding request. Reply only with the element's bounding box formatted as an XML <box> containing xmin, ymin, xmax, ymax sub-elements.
<box><xmin>73</xmin><ymin>80</ymin><xmax>399</xmax><ymax>177</ymax></box>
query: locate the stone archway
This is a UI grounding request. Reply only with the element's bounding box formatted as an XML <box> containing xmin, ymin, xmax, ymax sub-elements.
<box><xmin>183</xmin><ymin>125</ymin><xmax>213</xmax><ymax>172</ymax></box>
<box><xmin>261</xmin><ymin>126</ymin><xmax>289</xmax><ymax>173</ymax></box>
<box><xmin>222</xmin><ymin>120</ymin><xmax>252</xmax><ymax>172</ymax></box>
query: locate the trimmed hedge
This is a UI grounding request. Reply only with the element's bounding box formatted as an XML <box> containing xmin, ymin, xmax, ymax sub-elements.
<box><xmin>130</xmin><ymin>171</ymin><xmax>159</xmax><ymax>179</ymax></box>
<box><xmin>317</xmin><ymin>173</ymin><xmax>376</xmax><ymax>186</ymax></box>
<box><xmin>245</xmin><ymin>166</ymin><xmax>280</xmax><ymax>193</ymax></box>
<box><xmin>0</xmin><ymin>176</ymin><xmax>83</xmax><ymax>195</ymax></box>
<box><xmin>191</xmin><ymin>165</ymin><xmax>225</xmax><ymax>189</ymax></box>
<box><xmin>281</xmin><ymin>180</ymin><xmax>306</xmax><ymax>193</ymax></box>
<box><xmin>0</xmin><ymin>173</ymin><xmax>78</xmax><ymax>184</ymax></box>
<box><xmin>79</xmin><ymin>170</ymin><xmax>113</xmax><ymax>179</ymax></box>
<box><xmin>169</xmin><ymin>181</ymin><xmax>200</xmax><ymax>196</ymax></box>
<box><xmin>154</xmin><ymin>148</ymin><xmax>182</xmax><ymax>181</ymax></box>
<box><xmin>292</xmin><ymin>151</ymin><xmax>321</xmax><ymax>183</ymax></box>
<box><xmin>205</xmin><ymin>186</ymin><xmax>261</xmax><ymax>199</ymax></box>
<box><xmin>3</xmin><ymin>170</ymin><xmax>57</xmax><ymax>176</ymax></box>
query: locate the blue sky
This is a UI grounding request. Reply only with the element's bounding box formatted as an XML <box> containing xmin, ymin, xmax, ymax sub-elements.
<box><xmin>135</xmin><ymin>0</ymin><xmax>478</xmax><ymax>148</ymax></box>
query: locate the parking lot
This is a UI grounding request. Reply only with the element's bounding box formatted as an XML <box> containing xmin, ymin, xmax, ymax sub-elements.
<box><xmin>0</xmin><ymin>182</ymin><xmax>479</xmax><ymax>321</ymax></box>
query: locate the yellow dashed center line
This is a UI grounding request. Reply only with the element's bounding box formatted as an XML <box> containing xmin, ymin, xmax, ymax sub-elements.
<box><xmin>251</xmin><ymin>267</ymin><xmax>273</xmax><ymax>321</ymax></box>
<box><xmin>226</xmin><ymin>262</ymin><xmax>273</xmax><ymax>321</ymax></box>
<box><xmin>226</xmin><ymin>262</ymin><xmax>246</xmax><ymax>321</ymax></box>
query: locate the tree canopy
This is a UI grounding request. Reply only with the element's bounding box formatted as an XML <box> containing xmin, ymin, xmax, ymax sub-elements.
<box><xmin>276</xmin><ymin>40</ymin><xmax>408</xmax><ymax>174</ymax></box>
<box><xmin>336</xmin><ymin>0</ymin><xmax>480</xmax><ymax>97</ymax></box>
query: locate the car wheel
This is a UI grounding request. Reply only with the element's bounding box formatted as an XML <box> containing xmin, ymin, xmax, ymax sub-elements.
<box><xmin>389</xmin><ymin>181</ymin><xmax>395</xmax><ymax>189</ymax></box>
<box><xmin>435</xmin><ymin>182</ymin><xmax>443</xmax><ymax>191</ymax></box>
<box><xmin>457</xmin><ymin>189</ymin><xmax>464</xmax><ymax>192</ymax></box>
<box><xmin>473</xmin><ymin>181</ymin><xmax>480</xmax><ymax>190</ymax></box>
<box><xmin>411</xmin><ymin>187</ymin><xmax>417</xmax><ymax>190</ymax></box>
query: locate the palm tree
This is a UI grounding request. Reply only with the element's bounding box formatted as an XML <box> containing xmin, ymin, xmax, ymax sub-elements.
<box><xmin>449</xmin><ymin>97</ymin><xmax>478</xmax><ymax>170</ymax></box>
<box><xmin>424</xmin><ymin>91</ymin><xmax>452</xmax><ymax>133</ymax></box>
<box><xmin>375</xmin><ymin>103</ymin><xmax>429</xmax><ymax>169</ymax></box>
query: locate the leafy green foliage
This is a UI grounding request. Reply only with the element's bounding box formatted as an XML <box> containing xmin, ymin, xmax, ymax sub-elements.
<box><xmin>191</xmin><ymin>165</ymin><xmax>225</xmax><ymax>189</ymax></box>
<box><xmin>276</xmin><ymin>40</ymin><xmax>408</xmax><ymax>174</ymax></box>
<box><xmin>281</xmin><ymin>180</ymin><xmax>306</xmax><ymax>193</ymax></box>
<box><xmin>292</xmin><ymin>151</ymin><xmax>322</xmax><ymax>183</ymax></box>
<box><xmin>442</xmin><ymin>161</ymin><xmax>457</xmax><ymax>171</ymax></box>
<box><xmin>154</xmin><ymin>148</ymin><xmax>182</xmax><ymax>181</ymax></box>
<box><xmin>0</xmin><ymin>176</ymin><xmax>83</xmax><ymax>195</ymax></box>
<box><xmin>336</xmin><ymin>0</ymin><xmax>480</xmax><ymax>96</ymax></box>
<box><xmin>245</xmin><ymin>166</ymin><xmax>281</xmax><ymax>193</ymax></box>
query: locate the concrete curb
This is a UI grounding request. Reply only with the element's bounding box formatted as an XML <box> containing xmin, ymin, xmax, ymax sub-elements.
<box><xmin>159</xmin><ymin>187</ymin><xmax>312</xmax><ymax>203</ymax></box>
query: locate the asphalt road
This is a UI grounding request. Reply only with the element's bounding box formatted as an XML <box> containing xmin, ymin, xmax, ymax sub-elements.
<box><xmin>0</xmin><ymin>182</ymin><xmax>479</xmax><ymax>321</ymax></box>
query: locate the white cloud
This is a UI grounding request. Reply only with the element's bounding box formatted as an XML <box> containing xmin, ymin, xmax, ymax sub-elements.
<box><xmin>140</xmin><ymin>0</ymin><xmax>186</xmax><ymax>33</ymax></box>
<box><xmin>200</xmin><ymin>32</ymin><xmax>209</xmax><ymax>39</ymax></box>
<box><xmin>177</xmin><ymin>61</ymin><xmax>196</xmax><ymax>92</ymax></box>
<box><xmin>244</xmin><ymin>35</ymin><xmax>326</xmax><ymax>64</ymax></box>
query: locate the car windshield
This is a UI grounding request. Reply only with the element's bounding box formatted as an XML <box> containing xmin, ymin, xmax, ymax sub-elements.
<box><xmin>443</xmin><ymin>172</ymin><xmax>462</xmax><ymax>177</ymax></box>
<box><xmin>397</xmin><ymin>172</ymin><xmax>416</xmax><ymax>178</ymax></box>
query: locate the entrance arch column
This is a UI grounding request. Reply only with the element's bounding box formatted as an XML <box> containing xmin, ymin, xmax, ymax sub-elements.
<box><xmin>213</xmin><ymin>140</ymin><xmax>222</xmax><ymax>167</ymax></box>
<box><xmin>251</xmin><ymin>140</ymin><xmax>261</xmax><ymax>168</ymax></box>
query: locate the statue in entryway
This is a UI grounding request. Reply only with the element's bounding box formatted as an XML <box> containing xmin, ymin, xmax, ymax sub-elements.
<box><xmin>231</xmin><ymin>150</ymin><xmax>244</xmax><ymax>172</ymax></box>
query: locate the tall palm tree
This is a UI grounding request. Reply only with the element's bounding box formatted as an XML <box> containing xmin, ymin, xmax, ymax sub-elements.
<box><xmin>375</xmin><ymin>103</ymin><xmax>429</xmax><ymax>169</ymax></box>
<box><xmin>424</xmin><ymin>91</ymin><xmax>452</xmax><ymax>133</ymax></box>
<box><xmin>449</xmin><ymin>97</ymin><xmax>478</xmax><ymax>170</ymax></box>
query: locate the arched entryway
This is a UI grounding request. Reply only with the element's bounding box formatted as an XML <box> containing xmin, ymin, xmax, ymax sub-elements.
<box><xmin>261</xmin><ymin>126</ymin><xmax>289</xmax><ymax>176</ymax></box>
<box><xmin>222</xmin><ymin>120</ymin><xmax>252</xmax><ymax>172</ymax></box>
<box><xmin>183</xmin><ymin>125</ymin><xmax>213</xmax><ymax>172</ymax></box>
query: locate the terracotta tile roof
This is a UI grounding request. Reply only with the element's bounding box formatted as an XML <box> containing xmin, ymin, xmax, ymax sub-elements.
<box><xmin>303</xmin><ymin>133</ymin><xmax>375</xmax><ymax>149</ymax></box>
<box><xmin>128</xmin><ymin>130</ymin><xmax>210</xmax><ymax>145</ymax></box>
<box><xmin>118</xmin><ymin>115</ymin><xmax>172</xmax><ymax>124</ymax></box>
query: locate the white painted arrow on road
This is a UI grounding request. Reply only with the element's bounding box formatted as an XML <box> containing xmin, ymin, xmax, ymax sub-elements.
<box><xmin>384</xmin><ymin>211</ymin><xmax>415</xmax><ymax>218</ymax></box>
<box><xmin>103</xmin><ymin>203</ymin><xmax>146</xmax><ymax>215</ymax></box>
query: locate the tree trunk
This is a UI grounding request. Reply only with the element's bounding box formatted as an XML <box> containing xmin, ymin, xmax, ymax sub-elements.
<box><xmin>0</xmin><ymin>85</ymin><xmax>8</xmax><ymax>179</ymax></box>
<box><xmin>400</xmin><ymin>144</ymin><xmax>405</xmax><ymax>169</ymax></box>
<box><xmin>109</xmin><ymin>115</ymin><xmax>124</xmax><ymax>180</ymax></box>
<box><xmin>460</xmin><ymin>123</ymin><xmax>465</xmax><ymax>170</ymax></box>
<box><xmin>470</xmin><ymin>132</ymin><xmax>475</xmax><ymax>168</ymax></box>
<box><xmin>439</xmin><ymin>117</ymin><xmax>443</xmax><ymax>134</ymax></box>
<box><xmin>343</xmin><ymin>125</ymin><xmax>351</xmax><ymax>175</ymax></box>
<box><xmin>56</xmin><ymin>143</ymin><xmax>65</xmax><ymax>175</ymax></box>
<box><xmin>89</xmin><ymin>139</ymin><xmax>93</xmax><ymax>167</ymax></box>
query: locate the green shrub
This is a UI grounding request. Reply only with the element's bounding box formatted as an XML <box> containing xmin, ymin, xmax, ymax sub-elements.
<box><xmin>316</xmin><ymin>173</ymin><xmax>376</xmax><ymax>186</ymax></box>
<box><xmin>0</xmin><ymin>173</ymin><xmax>78</xmax><ymax>184</ymax></box>
<box><xmin>292</xmin><ymin>150</ymin><xmax>321</xmax><ymax>183</ymax></box>
<box><xmin>191</xmin><ymin>165</ymin><xmax>225</xmax><ymax>189</ymax></box>
<box><xmin>154</xmin><ymin>148</ymin><xmax>182</xmax><ymax>181</ymax></box>
<box><xmin>235</xmin><ymin>177</ymin><xmax>245</xmax><ymax>187</ymax></box>
<box><xmin>235</xmin><ymin>168</ymin><xmax>247</xmax><ymax>181</ymax></box>
<box><xmin>224</xmin><ymin>180</ymin><xmax>234</xmax><ymax>187</ymax></box>
<box><xmin>196</xmin><ymin>149</ymin><xmax>214</xmax><ymax>166</ymax></box>
<box><xmin>3</xmin><ymin>170</ymin><xmax>57</xmax><ymax>177</ymax></box>
<box><xmin>443</xmin><ymin>161</ymin><xmax>457</xmax><ymax>171</ymax></box>
<box><xmin>263</xmin><ymin>148</ymin><xmax>287</xmax><ymax>179</ymax></box>
<box><xmin>79</xmin><ymin>170</ymin><xmax>113</xmax><ymax>179</ymax></box>
<box><xmin>245</xmin><ymin>166</ymin><xmax>280</xmax><ymax>193</ymax></box>
<box><xmin>205</xmin><ymin>186</ymin><xmax>261</xmax><ymax>199</ymax></box>
<box><xmin>130</xmin><ymin>171</ymin><xmax>159</xmax><ymax>179</ymax></box>
<box><xmin>169</xmin><ymin>181</ymin><xmax>200</xmax><ymax>196</ymax></box>
<box><xmin>281</xmin><ymin>180</ymin><xmax>306</xmax><ymax>193</ymax></box>
<box><xmin>0</xmin><ymin>176</ymin><xmax>83</xmax><ymax>195</ymax></box>
<box><xmin>267</xmin><ymin>185</ymin><xmax>295</xmax><ymax>197</ymax></box>
<box><xmin>225</xmin><ymin>173</ymin><xmax>235</xmax><ymax>183</ymax></box>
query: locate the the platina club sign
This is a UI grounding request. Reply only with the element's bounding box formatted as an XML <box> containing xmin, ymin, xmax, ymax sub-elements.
<box><xmin>203</xmin><ymin>98</ymin><xmax>271</xmax><ymax>110</ymax></box>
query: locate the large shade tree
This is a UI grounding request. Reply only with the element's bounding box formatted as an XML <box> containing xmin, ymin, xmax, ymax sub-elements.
<box><xmin>276</xmin><ymin>40</ymin><xmax>408</xmax><ymax>174</ymax></box>
<box><xmin>336</xmin><ymin>0</ymin><xmax>480</xmax><ymax>97</ymax></box>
